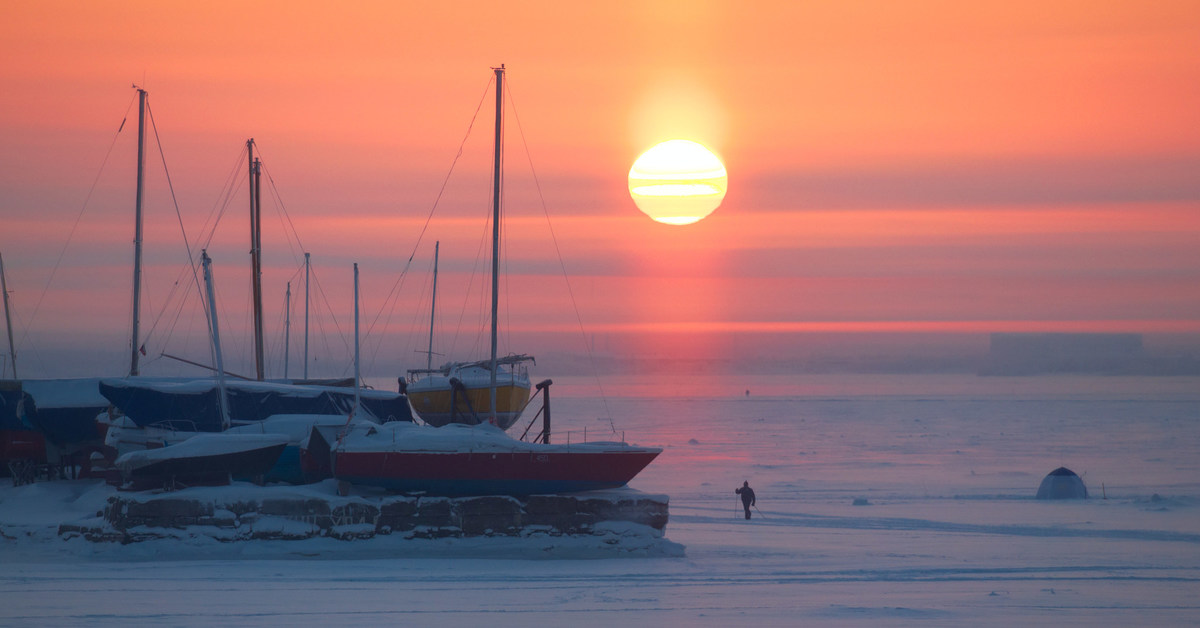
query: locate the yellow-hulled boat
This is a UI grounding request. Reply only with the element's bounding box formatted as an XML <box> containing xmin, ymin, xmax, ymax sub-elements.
<box><xmin>404</xmin><ymin>354</ymin><xmax>534</xmax><ymax>429</ymax></box>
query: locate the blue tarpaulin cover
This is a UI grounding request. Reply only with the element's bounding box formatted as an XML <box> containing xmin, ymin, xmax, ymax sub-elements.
<box><xmin>100</xmin><ymin>378</ymin><xmax>413</xmax><ymax>432</ymax></box>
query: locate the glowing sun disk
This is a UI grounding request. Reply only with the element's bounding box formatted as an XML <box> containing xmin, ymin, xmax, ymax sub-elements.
<box><xmin>629</xmin><ymin>139</ymin><xmax>727</xmax><ymax>225</ymax></box>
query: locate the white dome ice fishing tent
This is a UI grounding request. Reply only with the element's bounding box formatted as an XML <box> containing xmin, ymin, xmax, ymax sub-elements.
<box><xmin>1036</xmin><ymin>466</ymin><xmax>1088</xmax><ymax>499</ymax></box>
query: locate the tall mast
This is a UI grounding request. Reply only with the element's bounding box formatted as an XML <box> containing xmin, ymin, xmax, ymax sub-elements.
<box><xmin>489</xmin><ymin>64</ymin><xmax>504</xmax><ymax>421</ymax></box>
<box><xmin>352</xmin><ymin>262</ymin><xmax>360</xmax><ymax>419</ymax></box>
<box><xmin>283</xmin><ymin>281</ymin><xmax>291</xmax><ymax>380</ymax></box>
<box><xmin>129</xmin><ymin>86</ymin><xmax>147</xmax><ymax>377</ymax></box>
<box><xmin>248</xmin><ymin>139</ymin><xmax>265</xmax><ymax>380</ymax></box>
<box><xmin>303</xmin><ymin>252</ymin><xmax>310</xmax><ymax>379</ymax></box>
<box><xmin>426</xmin><ymin>241</ymin><xmax>439</xmax><ymax>370</ymax></box>
<box><xmin>201</xmin><ymin>250</ymin><xmax>230</xmax><ymax>430</ymax></box>
<box><xmin>1</xmin><ymin>252</ymin><xmax>16</xmax><ymax>379</ymax></box>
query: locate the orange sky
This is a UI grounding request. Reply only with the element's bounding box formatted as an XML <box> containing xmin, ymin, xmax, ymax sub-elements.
<box><xmin>1</xmin><ymin>1</ymin><xmax>1198</xmax><ymax>378</ymax></box>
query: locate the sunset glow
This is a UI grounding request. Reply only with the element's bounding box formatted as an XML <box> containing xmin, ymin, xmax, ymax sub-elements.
<box><xmin>0</xmin><ymin>1</ymin><xmax>1197</xmax><ymax>379</ymax></box>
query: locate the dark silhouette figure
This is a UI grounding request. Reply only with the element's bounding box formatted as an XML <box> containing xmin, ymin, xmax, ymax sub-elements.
<box><xmin>735</xmin><ymin>481</ymin><xmax>756</xmax><ymax>519</ymax></box>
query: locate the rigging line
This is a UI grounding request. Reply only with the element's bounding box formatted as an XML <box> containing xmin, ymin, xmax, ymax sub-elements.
<box><xmin>193</xmin><ymin>144</ymin><xmax>248</xmax><ymax>255</ymax></box>
<box><xmin>285</xmin><ymin>262</ymin><xmax>304</xmax><ymax>287</ymax></box>
<box><xmin>308</xmin><ymin>266</ymin><xmax>352</xmax><ymax>369</ymax></box>
<box><xmin>254</xmin><ymin>148</ymin><xmax>307</xmax><ymax>264</ymax></box>
<box><xmin>364</xmin><ymin>75</ymin><xmax>495</xmax><ymax>343</ymax></box>
<box><xmin>140</xmin><ymin>100</ymin><xmax>204</xmax><ymax>351</ymax></box>
<box><xmin>4</xmin><ymin>288</ymin><xmax>42</xmax><ymax>377</ymax></box>
<box><xmin>206</xmin><ymin>146</ymin><xmax>249</xmax><ymax>250</ymax></box>
<box><xmin>157</xmin><ymin>144</ymin><xmax>245</xmax><ymax>356</ymax></box>
<box><xmin>175</xmin><ymin>302</ymin><xmax>204</xmax><ymax>368</ymax></box>
<box><xmin>200</xmin><ymin>169</ymin><xmax>245</xmax><ymax>251</ymax></box>
<box><xmin>17</xmin><ymin>91</ymin><xmax>137</xmax><ymax>351</ymax></box>
<box><xmin>392</xmin><ymin>255</ymin><xmax>439</xmax><ymax>372</ymax></box>
<box><xmin>316</xmin><ymin>299</ymin><xmax>351</xmax><ymax>378</ymax></box>
<box><xmin>361</xmin><ymin>264</ymin><xmax>407</xmax><ymax>362</ymax></box>
<box><xmin>498</xmin><ymin>83</ymin><xmax>514</xmax><ymax>355</ymax></box>
<box><xmin>308</xmin><ymin>297</ymin><xmax>331</xmax><ymax>375</ymax></box>
<box><xmin>508</xmin><ymin>79</ymin><xmax>617</xmax><ymax>432</ymax></box>
<box><xmin>159</xmin><ymin>276</ymin><xmax>198</xmax><ymax>359</ymax></box>
<box><xmin>270</xmin><ymin>261</ymin><xmax>306</xmax><ymax>374</ymax></box>
<box><xmin>452</xmin><ymin>202</ymin><xmax>492</xmax><ymax>359</ymax></box>
<box><xmin>501</xmin><ymin>205</ymin><xmax>513</xmax><ymax>354</ymax></box>
<box><xmin>266</xmin><ymin>283</ymin><xmax>289</xmax><ymax>376</ymax></box>
<box><xmin>265</xmin><ymin>168</ymin><xmax>303</xmax><ymax>264</ymax></box>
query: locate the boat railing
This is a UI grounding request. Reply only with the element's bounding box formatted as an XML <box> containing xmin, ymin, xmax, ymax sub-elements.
<box><xmin>558</xmin><ymin>427</ymin><xmax>626</xmax><ymax>447</ymax></box>
<box><xmin>517</xmin><ymin>379</ymin><xmax>627</xmax><ymax>447</ymax></box>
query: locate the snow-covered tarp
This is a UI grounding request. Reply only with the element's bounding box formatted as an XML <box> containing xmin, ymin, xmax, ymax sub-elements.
<box><xmin>225</xmin><ymin>414</ymin><xmax>351</xmax><ymax>444</ymax></box>
<box><xmin>99</xmin><ymin>378</ymin><xmax>412</xmax><ymax>432</ymax></box>
<box><xmin>15</xmin><ymin>378</ymin><xmax>109</xmax><ymax>445</ymax></box>
<box><xmin>114</xmin><ymin>433</ymin><xmax>290</xmax><ymax>473</ymax></box>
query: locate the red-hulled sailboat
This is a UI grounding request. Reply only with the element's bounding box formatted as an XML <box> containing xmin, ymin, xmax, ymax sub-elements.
<box><xmin>328</xmin><ymin>66</ymin><xmax>660</xmax><ymax>496</ymax></box>
<box><xmin>332</xmin><ymin>421</ymin><xmax>660</xmax><ymax>496</ymax></box>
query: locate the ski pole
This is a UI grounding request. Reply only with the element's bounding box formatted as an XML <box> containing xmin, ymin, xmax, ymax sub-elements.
<box><xmin>753</xmin><ymin>504</ymin><xmax>765</xmax><ymax>519</ymax></box>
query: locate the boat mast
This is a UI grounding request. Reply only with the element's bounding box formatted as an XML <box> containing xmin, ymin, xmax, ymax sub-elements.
<box><xmin>201</xmin><ymin>250</ymin><xmax>231</xmax><ymax>430</ymax></box>
<box><xmin>489</xmin><ymin>65</ymin><xmax>504</xmax><ymax>421</ymax></box>
<box><xmin>129</xmin><ymin>86</ymin><xmax>147</xmax><ymax>377</ymax></box>
<box><xmin>283</xmin><ymin>281</ymin><xmax>291</xmax><ymax>380</ymax></box>
<box><xmin>303</xmin><ymin>252</ymin><xmax>310</xmax><ymax>379</ymax></box>
<box><xmin>426</xmin><ymin>241</ymin><xmax>439</xmax><ymax>371</ymax></box>
<box><xmin>0</xmin><ymin>252</ymin><xmax>16</xmax><ymax>379</ymax></box>
<box><xmin>248</xmin><ymin>139</ymin><xmax>265</xmax><ymax>381</ymax></box>
<box><xmin>353</xmin><ymin>262</ymin><xmax>360</xmax><ymax>419</ymax></box>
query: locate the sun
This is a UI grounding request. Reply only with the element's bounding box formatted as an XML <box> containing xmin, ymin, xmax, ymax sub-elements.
<box><xmin>628</xmin><ymin>140</ymin><xmax>727</xmax><ymax>225</ymax></box>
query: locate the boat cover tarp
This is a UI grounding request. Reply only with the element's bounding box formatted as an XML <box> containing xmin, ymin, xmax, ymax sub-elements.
<box><xmin>1</xmin><ymin>381</ymin><xmax>47</xmax><ymax>464</ymax></box>
<box><xmin>11</xmin><ymin>378</ymin><xmax>108</xmax><ymax>445</ymax></box>
<box><xmin>0</xmin><ymin>380</ymin><xmax>34</xmax><ymax>431</ymax></box>
<box><xmin>100</xmin><ymin>378</ymin><xmax>413</xmax><ymax>432</ymax></box>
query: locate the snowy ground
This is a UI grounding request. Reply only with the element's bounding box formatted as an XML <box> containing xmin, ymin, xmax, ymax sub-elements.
<box><xmin>2</xmin><ymin>374</ymin><xmax>1198</xmax><ymax>626</ymax></box>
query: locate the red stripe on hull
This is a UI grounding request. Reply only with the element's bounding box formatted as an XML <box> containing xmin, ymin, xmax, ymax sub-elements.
<box><xmin>334</xmin><ymin>449</ymin><xmax>659</xmax><ymax>495</ymax></box>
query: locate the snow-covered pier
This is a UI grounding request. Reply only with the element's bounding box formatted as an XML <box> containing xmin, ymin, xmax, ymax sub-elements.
<box><xmin>57</xmin><ymin>481</ymin><xmax>670</xmax><ymax>545</ymax></box>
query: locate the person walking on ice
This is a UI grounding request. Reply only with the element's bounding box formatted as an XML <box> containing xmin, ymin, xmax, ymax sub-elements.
<box><xmin>735</xmin><ymin>481</ymin><xmax>756</xmax><ymax>520</ymax></box>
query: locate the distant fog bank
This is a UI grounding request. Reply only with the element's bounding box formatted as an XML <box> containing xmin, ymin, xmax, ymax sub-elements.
<box><xmin>535</xmin><ymin>332</ymin><xmax>1200</xmax><ymax>377</ymax></box>
<box><xmin>6</xmin><ymin>331</ymin><xmax>1199</xmax><ymax>380</ymax></box>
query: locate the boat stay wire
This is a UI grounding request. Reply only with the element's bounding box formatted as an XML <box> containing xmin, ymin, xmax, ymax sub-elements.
<box><xmin>254</xmin><ymin>143</ymin><xmax>309</xmax><ymax>265</ymax></box>
<box><xmin>151</xmin><ymin>144</ymin><xmax>245</xmax><ymax>366</ymax></box>
<box><xmin>258</xmin><ymin>146</ymin><xmax>365</xmax><ymax>378</ymax></box>
<box><xmin>307</xmin><ymin>260</ymin><xmax>353</xmax><ymax>376</ymax></box>
<box><xmin>16</xmin><ymin>91</ymin><xmax>138</xmax><ymax>363</ymax></box>
<box><xmin>139</xmin><ymin>99</ymin><xmax>206</xmax><ymax>357</ymax></box>
<box><xmin>362</xmin><ymin>76</ymin><xmax>495</xmax><ymax>369</ymax></box>
<box><xmin>506</xmin><ymin>77</ymin><xmax>617</xmax><ymax>434</ymax></box>
<box><xmin>433</xmin><ymin>202</ymin><xmax>493</xmax><ymax>366</ymax></box>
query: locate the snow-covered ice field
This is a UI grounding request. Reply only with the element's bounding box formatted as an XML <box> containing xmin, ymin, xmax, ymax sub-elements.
<box><xmin>3</xmin><ymin>373</ymin><xmax>1198</xmax><ymax>626</ymax></box>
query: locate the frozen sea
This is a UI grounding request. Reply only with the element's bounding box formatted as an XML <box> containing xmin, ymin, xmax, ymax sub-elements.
<box><xmin>3</xmin><ymin>373</ymin><xmax>1199</xmax><ymax>626</ymax></box>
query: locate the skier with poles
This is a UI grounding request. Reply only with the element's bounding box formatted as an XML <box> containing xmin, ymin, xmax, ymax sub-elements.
<box><xmin>735</xmin><ymin>480</ymin><xmax>756</xmax><ymax>520</ymax></box>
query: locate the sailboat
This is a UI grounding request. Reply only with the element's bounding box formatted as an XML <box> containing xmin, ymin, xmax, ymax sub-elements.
<box><xmin>330</xmin><ymin>66</ymin><xmax>660</xmax><ymax>496</ymax></box>
<box><xmin>1</xmin><ymin>255</ymin><xmax>47</xmax><ymax>482</ymax></box>
<box><xmin>104</xmin><ymin>251</ymin><xmax>412</xmax><ymax>487</ymax></box>
<box><xmin>404</xmin><ymin>355</ymin><xmax>534</xmax><ymax>429</ymax></box>
<box><xmin>401</xmin><ymin>233</ymin><xmax>535</xmax><ymax>429</ymax></box>
<box><xmin>2</xmin><ymin>87</ymin><xmax>159</xmax><ymax>475</ymax></box>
